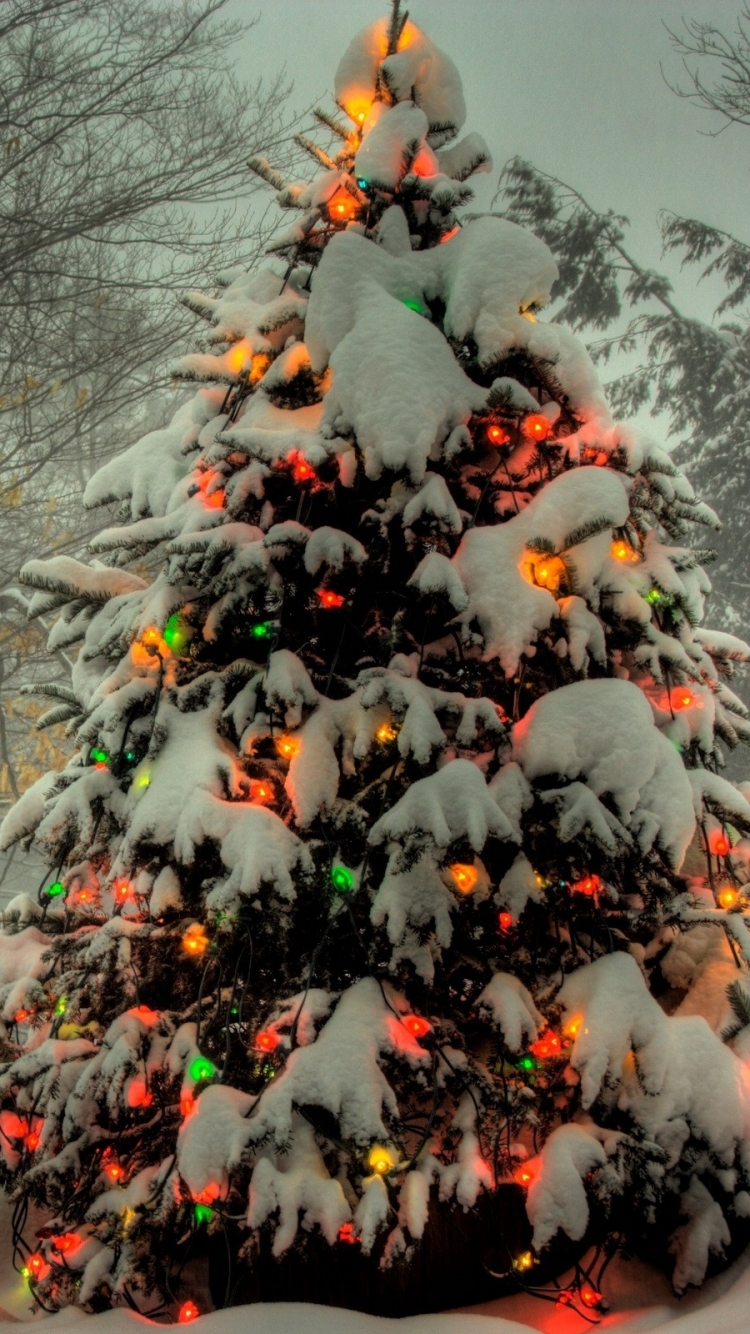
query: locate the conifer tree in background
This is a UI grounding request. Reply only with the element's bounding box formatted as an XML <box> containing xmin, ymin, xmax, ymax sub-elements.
<box><xmin>5</xmin><ymin>2</ymin><xmax>750</xmax><ymax>1320</ymax></box>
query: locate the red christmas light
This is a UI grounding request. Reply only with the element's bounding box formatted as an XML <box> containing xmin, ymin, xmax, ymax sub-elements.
<box><xmin>402</xmin><ymin>1015</ymin><xmax>431</xmax><ymax>1038</ymax></box>
<box><xmin>127</xmin><ymin>1079</ymin><xmax>152</xmax><ymax>1109</ymax></box>
<box><xmin>513</xmin><ymin>1159</ymin><xmax>539</xmax><ymax>1188</ymax></box>
<box><xmin>530</xmin><ymin>1030</ymin><xmax>562</xmax><ymax>1060</ymax></box>
<box><xmin>14</xmin><ymin>1009</ymin><xmax>29</xmax><ymax>1023</ymax></box>
<box><xmin>338</xmin><ymin>1221</ymin><xmax>359</xmax><ymax>1243</ymax></box>
<box><xmin>521</xmin><ymin>412</ymin><xmax>552</xmax><ymax>442</ymax></box>
<box><xmin>317</xmin><ymin>588</ymin><xmax>345</xmax><ymax>609</ymax></box>
<box><xmin>487</xmin><ymin>423</ymin><xmax>510</xmax><ymax>446</ymax></box>
<box><xmin>181</xmin><ymin>1094</ymin><xmax>195</xmax><ymax>1118</ymax></box>
<box><xmin>255</xmin><ymin>1029</ymin><xmax>279</xmax><ymax>1052</ymax></box>
<box><xmin>708</xmin><ymin>828</ymin><xmax>731</xmax><ymax>857</ymax></box>
<box><xmin>580</xmin><ymin>1286</ymin><xmax>602</xmax><ymax>1308</ymax></box>
<box><xmin>571</xmin><ymin>873</ymin><xmax>601</xmax><ymax>897</ymax></box>
<box><xmin>498</xmin><ymin>911</ymin><xmax>513</xmax><ymax>932</ymax></box>
<box><xmin>114</xmin><ymin>881</ymin><xmax>130</xmax><ymax>902</ymax></box>
<box><xmin>179</xmin><ymin>1300</ymin><xmax>200</xmax><ymax>1324</ymax></box>
<box><xmin>27</xmin><ymin>1253</ymin><xmax>44</xmax><ymax>1276</ymax></box>
<box><xmin>25</xmin><ymin>1131</ymin><xmax>40</xmax><ymax>1152</ymax></box>
<box><xmin>104</xmin><ymin>1162</ymin><xmax>124</xmax><ymax>1182</ymax></box>
<box><xmin>51</xmin><ymin>1233</ymin><xmax>78</xmax><ymax>1253</ymax></box>
<box><xmin>292</xmin><ymin>454</ymin><xmax>316</xmax><ymax>482</ymax></box>
<box><xmin>440</xmin><ymin>225</ymin><xmax>460</xmax><ymax>244</ymax></box>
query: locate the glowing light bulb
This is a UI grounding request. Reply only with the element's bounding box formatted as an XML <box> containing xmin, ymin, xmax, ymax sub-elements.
<box><xmin>338</xmin><ymin>1221</ymin><xmax>358</xmax><ymax>1243</ymax></box>
<box><xmin>611</xmin><ymin>539</ymin><xmax>639</xmax><ymax>563</ymax></box>
<box><xmin>179</xmin><ymin>1300</ymin><xmax>200</xmax><ymax>1324</ymax></box>
<box><xmin>54</xmin><ymin>997</ymin><xmax>67</xmax><ymax>1016</ymax></box>
<box><xmin>709</xmin><ymin>829</ymin><xmax>731</xmax><ymax>856</ymax></box>
<box><xmin>581</xmin><ymin>1286</ymin><xmax>602</xmax><ymax>1308</ymax></box>
<box><xmin>181</xmin><ymin>1094</ymin><xmax>195</xmax><ymax>1118</ymax></box>
<box><xmin>317</xmin><ymin>587</ymin><xmax>345</xmax><ymax>609</ymax></box>
<box><xmin>564</xmin><ymin>1014</ymin><xmax>583</xmax><ymax>1039</ymax></box>
<box><xmin>141</xmin><ymin>625</ymin><xmax>162</xmax><ymax>649</ymax></box>
<box><xmin>163</xmin><ymin>614</ymin><xmax>191</xmax><ymax>655</ymax></box>
<box><xmin>486</xmin><ymin>423</ymin><xmax>510</xmax><ymax>446</ymax></box>
<box><xmin>513</xmin><ymin>1161</ymin><xmax>538</xmax><ymax>1188</ymax></box>
<box><xmin>571</xmin><ymin>873</ymin><xmax>601</xmax><ymax>897</ymax></box>
<box><xmin>376</xmin><ymin>722</ymin><xmax>398</xmax><ymax>743</ymax></box>
<box><xmin>105</xmin><ymin>1162</ymin><xmax>124</xmax><ymax>1182</ymax></box>
<box><xmin>114</xmin><ymin>881</ymin><xmax>130</xmax><ymax>903</ymax></box>
<box><xmin>368</xmin><ymin>1145</ymin><xmax>395</xmax><ymax>1175</ymax></box>
<box><xmin>517</xmin><ymin>1055</ymin><xmax>536</xmax><ymax>1072</ymax></box>
<box><xmin>670</xmin><ymin>685</ymin><xmax>699</xmax><ymax>711</ymax></box>
<box><xmin>275</xmin><ymin>734</ymin><xmax>300</xmax><ymax>760</ymax></box>
<box><xmin>27</xmin><ymin>1253</ymin><xmax>44</xmax><ymax>1276</ymax></box>
<box><xmin>719</xmin><ymin>886</ymin><xmax>739</xmax><ymax>910</ymax></box>
<box><xmin>449</xmin><ymin>863</ymin><xmax>478</xmax><ymax>895</ymax></box>
<box><xmin>250</xmin><ymin>780</ymin><xmax>272</xmax><ymax>804</ymax></box>
<box><xmin>331</xmin><ymin>865</ymin><xmax>355</xmax><ymax>894</ymax></box>
<box><xmin>46</xmin><ymin>881</ymin><xmax>65</xmax><ymax>898</ymax></box>
<box><xmin>521</xmin><ymin>413</ymin><xmax>551</xmax><ymax>442</ymax></box>
<box><xmin>194</xmin><ymin>1203</ymin><xmax>213</xmax><ymax>1225</ymax></box>
<box><xmin>402</xmin><ymin>1015</ymin><xmax>431</xmax><ymax>1038</ymax></box>
<box><xmin>51</xmin><ymin>1234</ymin><xmax>77</xmax><ymax>1253</ymax></box>
<box><xmin>498</xmin><ymin>911</ymin><xmax>513</xmax><ymax>932</ymax></box>
<box><xmin>251</xmin><ymin>621</ymin><xmax>272</xmax><ymax>640</ymax></box>
<box><xmin>440</xmin><ymin>224</ymin><xmax>460</xmax><ymax>243</ymax></box>
<box><xmin>512</xmin><ymin>1250</ymin><xmax>535</xmax><ymax>1272</ymax></box>
<box><xmin>530</xmin><ymin>554</ymin><xmax>566</xmax><ymax>593</ymax></box>
<box><xmin>254</xmin><ymin>1029</ymin><xmax>279</xmax><ymax>1052</ymax></box>
<box><xmin>14</xmin><ymin>1009</ymin><xmax>29</xmax><ymax>1023</ymax></box>
<box><xmin>189</xmin><ymin>1056</ymin><xmax>216</xmax><ymax>1083</ymax></box>
<box><xmin>89</xmin><ymin>746</ymin><xmax>109</xmax><ymax>765</ymax></box>
<box><xmin>646</xmin><ymin>588</ymin><xmax>662</xmax><ymax>605</ymax></box>
<box><xmin>326</xmin><ymin>186</ymin><xmax>359</xmax><ymax>221</ymax></box>
<box><xmin>530</xmin><ymin>1030</ymin><xmax>562</xmax><ymax>1059</ymax></box>
<box><xmin>292</xmin><ymin>454</ymin><xmax>315</xmax><ymax>482</ymax></box>
<box><xmin>132</xmin><ymin>768</ymin><xmax>151</xmax><ymax>793</ymax></box>
<box><xmin>182</xmin><ymin>923</ymin><xmax>208</xmax><ymax>957</ymax></box>
<box><xmin>25</xmin><ymin>1131</ymin><xmax>40</xmax><ymax>1152</ymax></box>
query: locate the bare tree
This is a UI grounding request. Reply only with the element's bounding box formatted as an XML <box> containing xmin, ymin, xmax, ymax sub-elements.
<box><xmin>0</xmin><ymin>0</ymin><xmax>297</xmax><ymax>800</ymax></box>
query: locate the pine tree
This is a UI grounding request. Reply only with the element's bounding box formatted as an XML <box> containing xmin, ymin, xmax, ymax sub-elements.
<box><xmin>4</xmin><ymin>3</ymin><xmax>750</xmax><ymax>1320</ymax></box>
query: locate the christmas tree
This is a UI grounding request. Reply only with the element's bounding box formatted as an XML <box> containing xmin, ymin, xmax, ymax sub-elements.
<box><xmin>4</xmin><ymin>2</ymin><xmax>750</xmax><ymax>1320</ymax></box>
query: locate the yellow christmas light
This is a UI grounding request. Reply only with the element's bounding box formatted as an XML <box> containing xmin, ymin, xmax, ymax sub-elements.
<box><xmin>611</xmin><ymin>539</ymin><xmax>639</xmax><ymax>563</ymax></box>
<box><xmin>275</xmin><ymin>734</ymin><xmax>300</xmax><ymax>760</ymax></box>
<box><xmin>368</xmin><ymin>1144</ymin><xmax>396</xmax><ymax>1176</ymax></box>
<box><xmin>718</xmin><ymin>886</ymin><xmax>739</xmax><ymax>910</ymax></box>
<box><xmin>376</xmin><ymin>722</ymin><xmax>398</xmax><ymax>743</ymax></box>
<box><xmin>449</xmin><ymin>863</ymin><xmax>479</xmax><ymax>895</ymax></box>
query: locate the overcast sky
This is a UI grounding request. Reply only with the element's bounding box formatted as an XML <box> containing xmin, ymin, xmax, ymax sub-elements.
<box><xmin>228</xmin><ymin>0</ymin><xmax>748</xmax><ymax>428</ymax></box>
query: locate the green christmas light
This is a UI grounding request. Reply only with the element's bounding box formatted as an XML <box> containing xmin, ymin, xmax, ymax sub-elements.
<box><xmin>194</xmin><ymin>1203</ymin><xmax>213</xmax><ymax>1225</ymax></box>
<box><xmin>54</xmin><ymin>998</ymin><xmax>67</xmax><ymax>1016</ymax></box>
<box><xmin>46</xmin><ymin>881</ymin><xmax>65</xmax><ymax>898</ymax></box>
<box><xmin>89</xmin><ymin>747</ymin><xmax>109</xmax><ymax>765</ymax></box>
<box><xmin>645</xmin><ymin>589</ymin><xmax>661</xmax><ymax>605</ymax></box>
<box><xmin>517</xmin><ymin>1055</ymin><xmax>536</xmax><ymax>1072</ymax></box>
<box><xmin>251</xmin><ymin>622</ymin><xmax>272</xmax><ymax>640</ymax></box>
<box><xmin>356</xmin><ymin>177</ymin><xmax>368</xmax><ymax>190</ymax></box>
<box><xmin>330</xmin><ymin>865</ymin><xmax>355</xmax><ymax>894</ymax></box>
<box><xmin>163</xmin><ymin>613</ymin><xmax>191</xmax><ymax>654</ymax></box>
<box><xmin>124</xmin><ymin>750</ymin><xmax>137</xmax><ymax>764</ymax></box>
<box><xmin>20</xmin><ymin>1266</ymin><xmax>29</xmax><ymax>1280</ymax></box>
<box><xmin>402</xmin><ymin>297</ymin><xmax>425</xmax><ymax>315</ymax></box>
<box><xmin>189</xmin><ymin>1056</ymin><xmax>216</xmax><ymax>1083</ymax></box>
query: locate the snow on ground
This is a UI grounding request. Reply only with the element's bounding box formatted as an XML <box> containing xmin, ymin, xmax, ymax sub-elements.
<box><xmin>1</xmin><ymin>1246</ymin><xmax>750</xmax><ymax>1332</ymax></box>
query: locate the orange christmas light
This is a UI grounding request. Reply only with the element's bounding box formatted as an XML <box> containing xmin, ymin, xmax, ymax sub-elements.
<box><xmin>564</xmin><ymin>1014</ymin><xmax>583</xmax><ymax>1039</ymax></box>
<box><xmin>326</xmin><ymin>186</ymin><xmax>359</xmax><ymax>222</ymax></box>
<box><xmin>250</xmin><ymin>779</ymin><xmax>273</xmax><ymax>804</ymax></box>
<box><xmin>317</xmin><ymin>587</ymin><xmax>345</xmax><ymax>609</ymax></box>
<box><xmin>718</xmin><ymin>886</ymin><xmax>739</xmax><ymax>910</ymax></box>
<box><xmin>524</xmin><ymin>552</ymin><xmax>566</xmax><ymax>593</ymax></box>
<box><xmin>141</xmin><ymin>626</ymin><xmax>163</xmax><ymax>650</ymax></box>
<box><xmin>513</xmin><ymin>1159</ymin><xmax>539</xmax><ymax>1188</ymax></box>
<box><xmin>254</xmin><ymin>1029</ymin><xmax>279</xmax><ymax>1052</ymax></box>
<box><xmin>611</xmin><ymin>538</ymin><xmax>639</xmax><ymax>563</ymax></box>
<box><xmin>291</xmin><ymin>453</ymin><xmax>316</xmax><ymax>482</ymax></box>
<box><xmin>114</xmin><ymin>881</ymin><xmax>131</xmax><ymax>903</ymax></box>
<box><xmin>449</xmin><ymin>863</ymin><xmax>479</xmax><ymax>895</ymax></box>
<box><xmin>275</xmin><ymin>734</ymin><xmax>300</xmax><ymax>760</ymax></box>
<box><xmin>182</xmin><ymin>923</ymin><xmax>208</xmax><ymax>957</ymax></box>
<box><xmin>402</xmin><ymin>1015</ymin><xmax>431</xmax><ymax>1038</ymax></box>
<box><xmin>104</xmin><ymin>1162</ymin><xmax>124</xmax><ymax>1182</ymax></box>
<box><xmin>521</xmin><ymin>413</ymin><xmax>552</xmax><ymax>442</ymax></box>
<box><xmin>376</xmin><ymin>722</ymin><xmax>398</xmax><ymax>743</ymax></box>
<box><xmin>487</xmin><ymin>423</ymin><xmax>510</xmax><ymax>446</ymax></box>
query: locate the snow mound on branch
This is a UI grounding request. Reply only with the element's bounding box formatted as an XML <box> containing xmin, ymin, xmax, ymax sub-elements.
<box><xmin>249</xmin><ymin>1114</ymin><xmax>351</xmax><ymax>1256</ymax></box>
<box><xmin>527</xmin><ymin>1123</ymin><xmax>608</xmax><ymax>1250</ymax></box>
<box><xmin>478</xmin><ymin>973</ymin><xmax>541</xmax><ymax>1051</ymax></box>
<box><xmin>453</xmin><ymin>466</ymin><xmax>629</xmax><ymax>676</ymax></box>
<box><xmin>355</xmin><ymin>102</ymin><xmax>431</xmax><ymax>190</ymax></box>
<box><xmin>370</xmin><ymin>758</ymin><xmax>516</xmax><ymax>856</ymax></box>
<box><xmin>334</xmin><ymin>17</ymin><xmax>466</xmax><ymax>138</ymax></box>
<box><xmin>245</xmin><ymin>978</ymin><xmax>427</xmax><ymax>1148</ymax></box>
<box><xmin>513</xmin><ymin>678</ymin><xmax>695</xmax><ymax>867</ymax></box>
<box><xmin>21</xmin><ymin>557</ymin><xmax>146</xmax><ymax>605</ymax></box>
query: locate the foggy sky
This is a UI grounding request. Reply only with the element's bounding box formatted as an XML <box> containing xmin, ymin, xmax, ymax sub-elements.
<box><xmin>228</xmin><ymin>0</ymin><xmax>748</xmax><ymax>430</ymax></box>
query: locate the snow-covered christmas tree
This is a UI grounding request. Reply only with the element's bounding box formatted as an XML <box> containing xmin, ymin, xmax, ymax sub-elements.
<box><xmin>5</xmin><ymin>2</ymin><xmax>750</xmax><ymax>1319</ymax></box>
